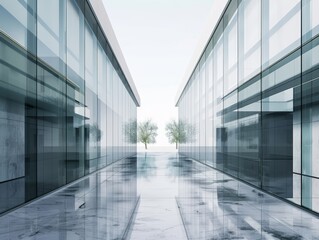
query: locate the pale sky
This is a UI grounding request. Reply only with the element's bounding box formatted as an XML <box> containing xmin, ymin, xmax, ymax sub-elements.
<box><xmin>102</xmin><ymin>0</ymin><xmax>216</xmax><ymax>147</ymax></box>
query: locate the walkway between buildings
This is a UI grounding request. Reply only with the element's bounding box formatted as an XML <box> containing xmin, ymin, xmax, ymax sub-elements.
<box><xmin>1</xmin><ymin>153</ymin><xmax>319</xmax><ymax>239</ymax></box>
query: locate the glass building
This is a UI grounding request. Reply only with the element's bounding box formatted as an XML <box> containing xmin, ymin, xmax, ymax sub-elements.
<box><xmin>176</xmin><ymin>0</ymin><xmax>319</xmax><ymax>214</ymax></box>
<box><xmin>0</xmin><ymin>0</ymin><xmax>140</xmax><ymax>214</ymax></box>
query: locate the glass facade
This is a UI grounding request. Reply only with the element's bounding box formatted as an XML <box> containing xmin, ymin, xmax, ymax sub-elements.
<box><xmin>177</xmin><ymin>0</ymin><xmax>319</xmax><ymax>214</ymax></box>
<box><xmin>0</xmin><ymin>0</ymin><xmax>138</xmax><ymax>214</ymax></box>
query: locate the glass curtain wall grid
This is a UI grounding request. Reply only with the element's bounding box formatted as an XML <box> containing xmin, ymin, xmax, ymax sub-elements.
<box><xmin>0</xmin><ymin>0</ymin><xmax>138</xmax><ymax>214</ymax></box>
<box><xmin>177</xmin><ymin>0</ymin><xmax>319</xmax><ymax>214</ymax></box>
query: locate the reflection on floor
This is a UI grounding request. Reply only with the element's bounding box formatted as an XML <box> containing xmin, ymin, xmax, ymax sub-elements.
<box><xmin>128</xmin><ymin>152</ymin><xmax>187</xmax><ymax>240</ymax></box>
<box><xmin>176</xmin><ymin>155</ymin><xmax>319</xmax><ymax>240</ymax></box>
<box><xmin>0</xmin><ymin>158</ymin><xmax>139</xmax><ymax>240</ymax></box>
<box><xmin>1</xmin><ymin>153</ymin><xmax>319</xmax><ymax>240</ymax></box>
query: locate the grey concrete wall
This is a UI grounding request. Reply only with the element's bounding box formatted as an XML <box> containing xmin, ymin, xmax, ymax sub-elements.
<box><xmin>0</xmin><ymin>97</ymin><xmax>25</xmax><ymax>182</ymax></box>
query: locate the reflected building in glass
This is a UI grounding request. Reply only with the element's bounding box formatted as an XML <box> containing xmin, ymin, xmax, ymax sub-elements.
<box><xmin>0</xmin><ymin>0</ymin><xmax>140</xmax><ymax>214</ymax></box>
<box><xmin>176</xmin><ymin>0</ymin><xmax>319</xmax><ymax>214</ymax></box>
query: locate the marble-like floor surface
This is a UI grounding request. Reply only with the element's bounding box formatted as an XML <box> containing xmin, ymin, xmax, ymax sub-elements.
<box><xmin>0</xmin><ymin>158</ymin><xmax>139</xmax><ymax>240</ymax></box>
<box><xmin>128</xmin><ymin>152</ymin><xmax>187</xmax><ymax>240</ymax></box>
<box><xmin>175</xmin><ymin>156</ymin><xmax>319</xmax><ymax>240</ymax></box>
<box><xmin>1</xmin><ymin>153</ymin><xmax>319</xmax><ymax>239</ymax></box>
<box><xmin>128</xmin><ymin>152</ymin><xmax>319</xmax><ymax>240</ymax></box>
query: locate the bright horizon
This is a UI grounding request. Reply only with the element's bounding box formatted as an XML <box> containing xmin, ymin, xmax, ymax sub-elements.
<box><xmin>102</xmin><ymin>0</ymin><xmax>220</xmax><ymax>148</ymax></box>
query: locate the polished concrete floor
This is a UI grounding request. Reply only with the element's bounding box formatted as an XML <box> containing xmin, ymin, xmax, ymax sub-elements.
<box><xmin>128</xmin><ymin>152</ymin><xmax>187</xmax><ymax>240</ymax></box>
<box><xmin>0</xmin><ymin>158</ymin><xmax>139</xmax><ymax>240</ymax></box>
<box><xmin>175</xmin><ymin>155</ymin><xmax>319</xmax><ymax>240</ymax></box>
<box><xmin>1</xmin><ymin>153</ymin><xmax>319</xmax><ymax>239</ymax></box>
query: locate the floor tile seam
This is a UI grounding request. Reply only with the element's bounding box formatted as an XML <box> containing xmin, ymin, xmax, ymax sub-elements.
<box><xmin>121</xmin><ymin>195</ymin><xmax>141</xmax><ymax>240</ymax></box>
<box><xmin>175</xmin><ymin>197</ymin><xmax>191</xmax><ymax>240</ymax></box>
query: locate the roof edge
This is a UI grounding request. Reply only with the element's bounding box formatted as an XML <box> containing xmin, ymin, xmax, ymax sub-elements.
<box><xmin>175</xmin><ymin>0</ymin><xmax>230</xmax><ymax>106</ymax></box>
<box><xmin>89</xmin><ymin>0</ymin><xmax>141</xmax><ymax>106</ymax></box>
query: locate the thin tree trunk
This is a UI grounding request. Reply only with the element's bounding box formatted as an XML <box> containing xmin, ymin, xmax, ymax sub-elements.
<box><xmin>145</xmin><ymin>142</ymin><xmax>147</xmax><ymax>150</ymax></box>
<box><xmin>176</xmin><ymin>142</ymin><xmax>178</xmax><ymax>149</ymax></box>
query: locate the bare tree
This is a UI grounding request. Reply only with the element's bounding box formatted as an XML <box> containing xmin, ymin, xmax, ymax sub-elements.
<box><xmin>137</xmin><ymin>120</ymin><xmax>158</xmax><ymax>150</ymax></box>
<box><xmin>165</xmin><ymin>120</ymin><xmax>187</xmax><ymax>149</ymax></box>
